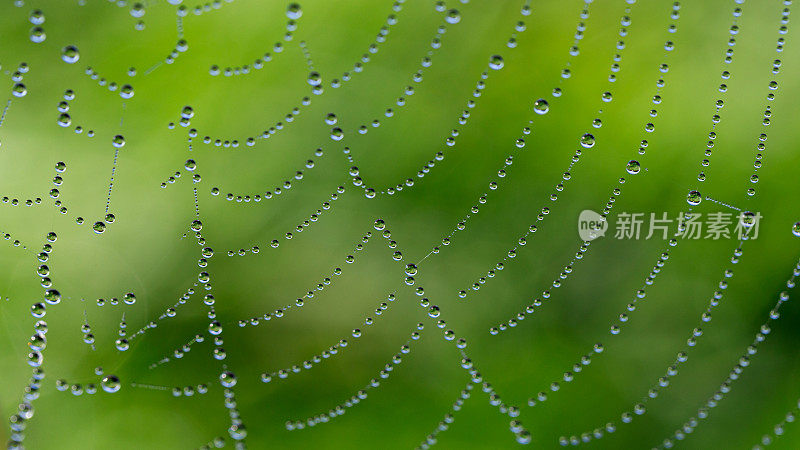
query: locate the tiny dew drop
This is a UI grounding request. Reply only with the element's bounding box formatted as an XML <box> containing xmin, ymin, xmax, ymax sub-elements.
<box><xmin>793</xmin><ymin>222</ymin><xmax>800</xmax><ymax>237</ymax></box>
<box><xmin>93</xmin><ymin>222</ymin><xmax>106</xmax><ymax>234</ymax></box>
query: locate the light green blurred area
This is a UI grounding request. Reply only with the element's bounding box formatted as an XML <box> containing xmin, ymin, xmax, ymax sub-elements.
<box><xmin>1</xmin><ymin>0</ymin><xmax>800</xmax><ymax>448</ymax></box>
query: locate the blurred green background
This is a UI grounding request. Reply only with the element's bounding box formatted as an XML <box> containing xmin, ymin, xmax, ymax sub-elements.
<box><xmin>1</xmin><ymin>0</ymin><xmax>800</xmax><ymax>448</ymax></box>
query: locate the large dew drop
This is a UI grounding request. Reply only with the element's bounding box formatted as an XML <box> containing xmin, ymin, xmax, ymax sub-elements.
<box><xmin>92</xmin><ymin>221</ymin><xmax>106</xmax><ymax>234</ymax></box>
<box><xmin>61</xmin><ymin>45</ymin><xmax>80</xmax><ymax>64</ymax></box>
<box><xmin>101</xmin><ymin>375</ymin><xmax>120</xmax><ymax>393</ymax></box>
<box><xmin>445</xmin><ymin>9</ymin><xmax>461</xmax><ymax>24</ymax></box>
<box><xmin>115</xmin><ymin>338</ymin><xmax>129</xmax><ymax>351</ymax></box>
<box><xmin>580</xmin><ymin>133</ymin><xmax>595</xmax><ymax>148</ymax></box>
<box><xmin>489</xmin><ymin>55</ymin><xmax>504</xmax><ymax>70</ymax></box>
<box><xmin>29</xmin><ymin>27</ymin><xmax>46</xmax><ymax>43</ymax></box>
<box><xmin>120</xmin><ymin>85</ymin><xmax>134</xmax><ymax>99</ymax></box>
<box><xmin>112</xmin><ymin>135</ymin><xmax>126</xmax><ymax>148</ymax></box>
<box><xmin>12</xmin><ymin>84</ymin><xmax>27</xmax><ymax>98</ymax></box>
<box><xmin>687</xmin><ymin>190</ymin><xmax>702</xmax><ymax>206</ymax></box>
<box><xmin>219</xmin><ymin>371</ymin><xmax>237</xmax><ymax>388</ymax></box>
<box><xmin>286</xmin><ymin>3</ymin><xmax>302</xmax><ymax>20</ymax></box>
<box><xmin>307</xmin><ymin>71</ymin><xmax>322</xmax><ymax>86</ymax></box>
<box><xmin>57</xmin><ymin>114</ymin><xmax>71</xmax><ymax>128</ymax></box>
<box><xmin>533</xmin><ymin>99</ymin><xmax>549</xmax><ymax>115</ymax></box>
<box><xmin>44</xmin><ymin>289</ymin><xmax>61</xmax><ymax>305</ymax></box>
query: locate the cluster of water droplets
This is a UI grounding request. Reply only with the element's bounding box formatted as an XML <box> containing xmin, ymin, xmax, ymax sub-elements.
<box><xmin>453</xmin><ymin>0</ymin><xmax>656</xmax><ymax>303</ymax></box>
<box><xmin>209</xmin><ymin>6</ymin><xmax>301</xmax><ymax>77</ymax></box>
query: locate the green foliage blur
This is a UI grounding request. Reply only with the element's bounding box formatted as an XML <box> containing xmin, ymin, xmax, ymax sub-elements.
<box><xmin>1</xmin><ymin>0</ymin><xmax>800</xmax><ymax>448</ymax></box>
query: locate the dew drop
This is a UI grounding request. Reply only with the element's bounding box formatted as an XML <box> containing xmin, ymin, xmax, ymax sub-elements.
<box><xmin>489</xmin><ymin>55</ymin><xmax>504</xmax><ymax>70</ymax></box>
<box><xmin>181</xmin><ymin>106</ymin><xmax>194</xmax><ymax>119</ymax></box>
<box><xmin>29</xmin><ymin>9</ymin><xmax>45</xmax><ymax>25</ymax></box>
<box><xmin>92</xmin><ymin>222</ymin><xmax>106</xmax><ymax>234</ymax></box>
<box><xmin>101</xmin><ymin>375</ymin><xmax>120</xmax><ymax>393</ymax></box>
<box><xmin>120</xmin><ymin>84</ymin><xmax>134</xmax><ymax>99</ymax></box>
<box><xmin>687</xmin><ymin>190</ymin><xmax>702</xmax><ymax>206</ymax></box>
<box><xmin>445</xmin><ymin>9</ymin><xmax>461</xmax><ymax>24</ymax></box>
<box><xmin>286</xmin><ymin>3</ymin><xmax>302</xmax><ymax>20</ymax></box>
<box><xmin>61</xmin><ymin>45</ymin><xmax>80</xmax><ymax>64</ymax></box>
<box><xmin>57</xmin><ymin>114</ymin><xmax>72</xmax><ymax>127</ymax></box>
<box><xmin>580</xmin><ymin>133</ymin><xmax>595</xmax><ymax>149</ymax></box>
<box><xmin>112</xmin><ymin>135</ymin><xmax>125</xmax><ymax>148</ymax></box>
<box><xmin>12</xmin><ymin>83</ymin><xmax>27</xmax><ymax>98</ymax></box>
<box><xmin>43</xmin><ymin>289</ymin><xmax>61</xmax><ymax>305</ymax></box>
<box><xmin>219</xmin><ymin>371</ymin><xmax>237</xmax><ymax>388</ymax></box>
<box><xmin>533</xmin><ymin>99</ymin><xmax>549</xmax><ymax>115</ymax></box>
<box><xmin>31</xmin><ymin>303</ymin><xmax>46</xmax><ymax>318</ymax></box>
<box><xmin>115</xmin><ymin>338</ymin><xmax>129</xmax><ymax>351</ymax></box>
<box><xmin>29</xmin><ymin>27</ymin><xmax>46</xmax><ymax>43</ymax></box>
<box><xmin>307</xmin><ymin>71</ymin><xmax>321</xmax><ymax>86</ymax></box>
<box><xmin>739</xmin><ymin>211</ymin><xmax>756</xmax><ymax>228</ymax></box>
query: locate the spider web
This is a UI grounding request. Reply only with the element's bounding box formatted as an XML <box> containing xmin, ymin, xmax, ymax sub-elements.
<box><xmin>1</xmin><ymin>0</ymin><xmax>800</xmax><ymax>449</ymax></box>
